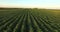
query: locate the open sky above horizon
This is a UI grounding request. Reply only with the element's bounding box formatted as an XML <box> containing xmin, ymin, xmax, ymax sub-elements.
<box><xmin>0</xmin><ymin>0</ymin><xmax>60</xmax><ymax>9</ymax></box>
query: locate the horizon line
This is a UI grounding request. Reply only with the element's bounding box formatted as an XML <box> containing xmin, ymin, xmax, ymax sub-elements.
<box><xmin>0</xmin><ymin>7</ymin><xmax>60</xmax><ymax>9</ymax></box>
<box><xmin>0</xmin><ymin>7</ymin><xmax>60</xmax><ymax>10</ymax></box>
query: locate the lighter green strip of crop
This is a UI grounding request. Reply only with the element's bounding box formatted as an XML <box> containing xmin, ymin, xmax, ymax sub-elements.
<box><xmin>13</xmin><ymin>15</ymin><xmax>24</xmax><ymax>32</ymax></box>
<box><xmin>28</xmin><ymin>13</ymin><xmax>33</xmax><ymax>32</ymax></box>
<box><xmin>31</xmin><ymin>15</ymin><xmax>42</xmax><ymax>32</ymax></box>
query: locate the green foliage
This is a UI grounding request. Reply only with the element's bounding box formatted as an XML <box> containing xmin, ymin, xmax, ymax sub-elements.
<box><xmin>0</xmin><ymin>8</ymin><xmax>60</xmax><ymax>32</ymax></box>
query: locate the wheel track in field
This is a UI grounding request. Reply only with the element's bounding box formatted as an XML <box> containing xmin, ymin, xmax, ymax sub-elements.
<box><xmin>23</xmin><ymin>12</ymin><xmax>29</xmax><ymax>32</ymax></box>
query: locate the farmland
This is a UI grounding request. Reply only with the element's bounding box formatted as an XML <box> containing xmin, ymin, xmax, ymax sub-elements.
<box><xmin>0</xmin><ymin>8</ymin><xmax>60</xmax><ymax>32</ymax></box>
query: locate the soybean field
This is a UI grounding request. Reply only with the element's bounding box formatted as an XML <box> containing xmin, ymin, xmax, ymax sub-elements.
<box><xmin>0</xmin><ymin>8</ymin><xmax>60</xmax><ymax>32</ymax></box>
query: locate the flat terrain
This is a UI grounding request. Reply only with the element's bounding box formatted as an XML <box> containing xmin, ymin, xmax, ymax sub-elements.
<box><xmin>0</xmin><ymin>8</ymin><xmax>60</xmax><ymax>32</ymax></box>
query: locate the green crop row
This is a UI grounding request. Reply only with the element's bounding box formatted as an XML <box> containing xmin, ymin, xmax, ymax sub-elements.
<box><xmin>0</xmin><ymin>9</ymin><xmax>60</xmax><ymax>32</ymax></box>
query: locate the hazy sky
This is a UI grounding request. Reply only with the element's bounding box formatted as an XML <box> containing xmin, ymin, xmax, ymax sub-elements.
<box><xmin>0</xmin><ymin>0</ymin><xmax>60</xmax><ymax>9</ymax></box>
